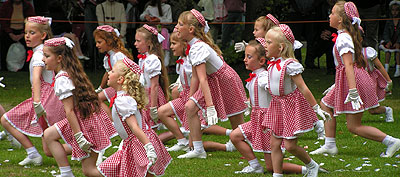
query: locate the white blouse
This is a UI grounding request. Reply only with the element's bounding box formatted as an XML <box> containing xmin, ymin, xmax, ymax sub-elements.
<box><xmin>363</xmin><ymin>47</ymin><xmax>378</xmax><ymax>71</ymax></box>
<box><xmin>140</xmin><ymin>3</ymin><xmax>172</xmax><ymax>23</ymax></box>
<box><xmin>245</xmin><ymin>68</ymin><xmax>271</xmax><ymax>108</ymax></box>
<box><xmin>187</xmin><ymin>37</ymin><xmax>223</xmax><ymax>74</ymax></box>
<box><xmin>176</xmin><ymin>56</ymin><xmax>192</xmax><ymax>87</ymax></box>
<box><xmin>54</xmin><ymin>70</ymin><xmax>75</xmax><ymax>100</ymax></box>
<box><xmin>138</xmin><ymin>52</ymin><xmax>161</xmax><ymax>88</ymax></box>
<box><xmin>29</xmin><ymin>44</ymin><xmax>54</xmax><ymax>85</ymax></box>
<box><xmin>334</xmin><ymin>30</ymin><xmax>355</xmax><ymax>66</ymax></box>
<box><xmin>103</xmin><ymin>50</ymin><xmax>127</xmax><ymax>72</ymax></box>
<box><xmin>268</xmin><ymin>58</ymin><xmax>304</xmax><ymax>96</ymax></box>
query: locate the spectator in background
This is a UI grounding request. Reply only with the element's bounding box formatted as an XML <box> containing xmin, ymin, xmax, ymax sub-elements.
<box><xmin>96</xmin><ymin>0</ymin><xmax>127</xmax><ymax>43</ymax></box>
<box><xmin>221</xmin><ymin>0</ymin><xmax>245</xmax><ymax>50</ymax></box>
<box><xmin>381</xmin><ymin>0</ymin><xmax>400</xmax><ymax>77</ymax></box>
<box><xmin>125</xmin><ymin>0</ymin><xmax>141</xmax><ymax>59</ymax></box>
<box><xmin>79</xmin><ymin>0</ymin><xmax>99</xmax><ymax>68</ymax></box>
<box><xmin>353</xmin><ymin>0</ymin><xmax>380</xmax><ymax>50</ymax></box>
<box><xmin>0</xmin><ymin>0</ymin><xmax>35</xmax><ymax>71</ymax></box>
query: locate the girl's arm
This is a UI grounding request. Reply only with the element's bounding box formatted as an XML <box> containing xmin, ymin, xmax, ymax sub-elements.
<box><xmin>62</xmin><ymin>96</ymin><xmax>81</xmax><ymax>134</ymax></box>
<box><xmin>195</xmin><ymin>63</ymin><xmax>213</xmax><ymax>107</ymax></box>
<box><xmin>32</xmin><ymin>66</ymin><xmax>43</xmax><ymax>102</ymax></box>
<box><xmin>189</xmin><ymin>66</ymin><xmax>200</xmax><ymax>97</ymax></box>
<box><xmin>343</xmin><ymin>52</ymin><xmax>357</xmax><ymax>89</ymax></box>
<box><xmin>150</xmin><ymin>75</ymin><xmax>160</xmax><ymax>107</ymax></box>
<box><xmin>291</xmin><ymin>74</ymin><xmax>317</xmax><ymax>106</ymax></box>
<box><xmin>373</xmin><ymin>57</ymin><xmax>392</xmax><ymax>82</ymax></box>
<box><xmin>125</xmin><ymin>115</ymin><xmax>150</xmax><ymax>145</ymax></box>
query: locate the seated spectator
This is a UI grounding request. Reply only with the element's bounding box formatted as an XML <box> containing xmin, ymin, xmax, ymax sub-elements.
<box><xmin>96</xmin><ymin>0</ymin><xmax>127</xmax><ymax>43</ymax></box>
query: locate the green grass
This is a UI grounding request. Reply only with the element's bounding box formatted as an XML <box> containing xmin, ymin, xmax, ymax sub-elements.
<box><xmin>0</xmin><ymin>51</ymin><xmax>400</xmax><ymax>176</ymax></box>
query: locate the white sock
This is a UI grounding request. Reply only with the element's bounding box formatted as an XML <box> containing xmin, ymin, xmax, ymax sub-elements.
<box><xmin>225</xmin><ymin>129</ymin><xmax>232</xmax><ymax>136</ymax></box>
<box><xmin>382</xmin><ymin>135</ymin><xmax>396</xmax><ymax>146</ymax></box>
<box><xmin>177</xmin><ymin>138</ymin><xmax>189</xmax><ymax>145</ymax></box>
<box><xmin>324</xmin><ymin>137</ymin><xmax>336</xmax><ymax>149</ymax></box>
<box><xmin>26</xmin><ymin>147</ymin><xmax>40</xmax><ymax>159</ymax></box>
<box><xmin>385</xmin><ymin>63</ymin><xmax>389</xmax><ymax>72</ymax></box>
<box><xmin>193</xmin><ymin>141</ymin><xmax>205</xmax><ymax>153</ymax></box>
<box><xmin>273</xmin><ymin>173</ymin><xmax>283</xmax><ymax>177</ymax></box>
<box><xmin>301</xmin><ymin>166</ymin><xmax>307</xmax><ymax>174</ymax></box>
<box><xmin>305</xmin><ymin>159</ymin><xmax>318</xmax><ymax>169</ymax></box>
<box><xmin>60</xmin><ymin>166</ymin><xmax>74</xmax><ymax>177</ymax></box>
<box><xmin>248</xmin><ymin>158</ymin><xmax>260</xmax><ymax>168</ymax></box>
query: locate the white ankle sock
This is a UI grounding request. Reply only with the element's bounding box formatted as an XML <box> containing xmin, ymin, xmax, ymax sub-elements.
<box><xmin>301</xmin><ymin>166</ymin><xmax>307</xmax><ymax>174</ymax></box>
<box><xmin>225</xmin><ymin>129</ymin><xmax>232</xmax><ymax>136</ymax></box>
<box><xmin>177</xmin><ymin>138</ymin><xmax>188</xmax><ymax>145</ymax></box>
<box><xmin>193</xmin><ymin>141</ymin><xmax>205</xmax><ymax>153</ymax></box>
<box><xmin>306</xmin><ymin>159</ymin><xmax>318</xmax><ymax>169</ymax></box>
<box><xmin>248</xmin><ymin>158</ymin><xmax>260</xmax><ymax>168</ymax></box>
<box><xmin>324</xmin><ymin>137</ymin><xmax>336</xmax><ymax>149</ymax></box>
<box><xmin>60</xmin><ymin>166</ymin><xmax>74</xmax><ymax>177</ymax></box>
<box><xmin>382</xmin><ymin>135</ymin><xmax>395</xmax><ymax>146</ymax></box>
<box><xmin>26</xmin><ymin>147</ymin><xmax>40</xmax><ymax>159</ymax></box>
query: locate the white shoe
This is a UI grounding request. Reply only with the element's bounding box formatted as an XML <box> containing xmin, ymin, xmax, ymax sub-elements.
<box><xmin>305</xmin><ymin>164</ymin><xmax>319</xmax><ymax>177</ymax></box>
<box><xmin>177</xmin><ymin>150</ymin><xmax>206</xmax><ymax>159</ymax></box>
<box><xmin>234</xmin><ymin>165</ymin><xmax>264</xmax><ymax>174</ymax></box>
<box><xmin>385</xmin><ymin>107</ymin><xmax>394</xmax><ymax>122</ymax></box>
<box><xmin>310</xmin><ymin>146</ymin><xmax>338</xmax><ymax>155</ymax></box>
<box><xmin>382</xmin><ymin>139</ymin><xmax>400</xmax><ymax>157</ymax></box>
<box><xmin>18</xmin><ymin>156</ymin><xmax>43</xmax><ymax>166</ymax></box>
<box><xmin>167</xmin><ymin>143</ymin><xmax>189</xmax><ymax>152</ymax></box>
<box><xmin>225</xmin><ymin>140</ymin><xmax>236</xmax><ymax>152</ymax></box>
<box><xmin>0</xmin><ymin>131</ymin><xmax>6</xmax><ymax>140</ymax></box>
<box><xmin>314</xmin><ymin>120</ymin><xmax>325</xmax><ymax>140</ymax></box>
<box><xmin>394</xmin><ymin>70</ymin><xmax>400</xmax><ymax>78</ymax></box>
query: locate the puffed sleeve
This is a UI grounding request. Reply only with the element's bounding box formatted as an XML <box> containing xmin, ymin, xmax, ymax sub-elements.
<box><xmin>145</xmin><ymin>55</ymin><xmax>161</xmax><ymax>78</ymax></box>
<box><xmin>31</xmin><ymin>51</ymin><xmax>45</xmax><ymax>67</ymax></box>
<box><xmin>189</xmin><ymin>43</ymin><xmax>210</xmax><ymax>66</ymax></box>
<box><xmin>54</xmin><ymin>76</ymin><xmax>75</xmax><ymax>100</ymax></box>
<box><xmin>115</xmin><ymin>96</ymin><xmax>139</xmax><ymax>121</ymax></box>
<box><xmin>286</xmin><ymin>61</ymin><xmax>304</xmax><ymax>76</ymax></box>
<box><xmin>336</xmin><ymin>33</ymin><xmax>355</xmax><ymax>56</ymax></box>
<box><xmin>365</xmin><ymin>47</ymin><xmax>378</xmax><ymax>61</ymax></box>
<box><xmin>258</xmin><ymin>71</ymin><xmax>269</xmax><ymax>91</ymax></box>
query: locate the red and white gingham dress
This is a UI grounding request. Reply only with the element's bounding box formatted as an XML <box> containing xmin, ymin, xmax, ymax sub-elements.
<box><xmin>239</xmin><ymin>69</ymin><xmax>272</xmax><ymax>152</ymax></box>
<box><xmin>188</xmin><ymin>38</ymin><xmax>247</xmax><ymax>121</ymax></box>
<box><xmin>4</xmin><ymin>45</ymin><xmax>65</xmax><ymax>136</ymax></box>
<box><xmin>53</xmin><ymin>71</ymin><xmax>116</xmax><ymax>161</ymax></box>
<box><xmin>261</xmin><ymin>59</ymin><xmax>318</xmax><ymax>139</ymax></box>
<box><xmin>142</xmin><ymin>86</ymin><xmax>167</xmax><ymax>128</ymax></box>
<box><xmin>322</xmin><ymin>32</ymin><xmax>379</xmax><ymax>116</ymax></box>
<box><xmin>363</xmin><ymin>47</ymin><xmax>387</xmax><ymax>102</ymax></box>
<box><xmin>99</xmin><ymin>92</ymin><xmax>171</xmax><ymax>176</ymax></box>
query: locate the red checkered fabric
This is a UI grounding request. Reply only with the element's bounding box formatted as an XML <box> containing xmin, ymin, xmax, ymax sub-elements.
<box><xmin>190</xmin><ymin>9</ymin><xmax>206</xmax><ymax>27</ymax></box>
<box><xmin>279</xmin><ymin>24</ymin><xmax>295</xmax><ymax>44</ymax></box>
<box><xmin>27</xmin><ymin>16</ymin><xmax>50</xmax><ymax>25</ymax></box>
<box><xmin>256</xmin><ymin>37</ymin><xmax>266</xmax><ymax>47</ymax></box>
<box><xmin>143</xmin><ymin>24</ymin><xmax>158</xmax><ymax>36</ymax></box>
<box><xmin>97</xmin><ymin>25</ymin><xmax>114</xmax><ymax>33</ymax></box>
<box><xmin>344</xmin><ymin>2</ymin><xmax>360</xmax><ymax>20</ymax></box>
<box><xmin>266</xmin><ymin>14</ymin><xmax>280</xmax><ymax>25</ymax></box>
<box><xmin>122</xmin><ymin>58</ymin><xmax>142</xmax><ymax>74</ymax></box>
<box><xmin>44</xmin><ymin>37</ymin><xmax>66</xmax><ymax>47</ymax></box>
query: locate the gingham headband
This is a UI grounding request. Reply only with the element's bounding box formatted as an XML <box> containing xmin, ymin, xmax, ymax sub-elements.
<box><xmin>190</xmin><ymin>9</ymin><xmax>210</xmax><ymax>33</ymax></box>
<box><xmin>255</xmin><ymin>37</ymin><xmax>266</xmax><ymax>47</ymax></box>
<box><xmin>266</xmin><ymin>14</ymin><xmax>279</xmax><ymax>25</ymax></box>
<box><xmin>97</xmin><ymin>25</ymin><xmax>120</xmax><ymax>37</ymax></box>
<box><xmin>27</xmin><ymin>16</ymin><xmax>52</xmax><ymax>25</ymax></box>
<box><xmin>122</xmin><ymin>58</ymin><xmax>142</xmax><ymax>74</ymax></box>
<box><xmin>344</xmin><ymin>2</ymin><xmax>361</xmax><ymax>28</ymax></box>
<box><xmin>143</xmin><ymin>24</ymin><xmax>165</xmax><ymax>43</ymax></box>
<box><xmin>44</xmin><ymin>37</ymin><xmax>75</xmax><ymax>49</ymax></box>
<box><xmin>279</xmin><ymin>24</ymin><xmax>295</xmax><ymax>44</ymax></box>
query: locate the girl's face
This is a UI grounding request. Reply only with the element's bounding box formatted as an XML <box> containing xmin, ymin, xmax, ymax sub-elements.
<box><xmin>265</xmin><ymin>30</ymin><xmax>282</xmax><ymax>59</ymax></box>
<box><xmin>170</xmin><ymin>39</ymin><xmax>185</xmax><ymax>57</ymax></box>
<box><xmin>244</xmin><ymin>45</ymin><xmax>264</xmax><ymax>71</ymax></box>
<box><xmin>24</xmin><ymin>23</ymin><xmax>46</xmax><ymax>48</ymax></box>
<box><xmin>253</xmin><ymin>21</ymin><xmax>266</xmax><ymax>38</ymax></box>
<box><xmin>95</xmin><ymin>36</ymin><xmax>112</xmax><ymax>53</ymax></box>
<box><xmin>107</xmin><ymin>64</ymin><xmax>122</xmax><ymax>89</ymax></box>
<box><xmin>42</xmin><ymin>46</ymin><xmax>61</xmax><ymax>72</ymax></box>
<box><xmin>134</xmin><ymin>32</ymin><xmax>149</xmax><ymax>54</ymax></box>
<box><xmin>392</xmin><ymin>5</ymin><xmax>400</xmax><ymax>17</ymax></box>
<box><xmin>175</xmin><ymin>20</ymin><xmax>192</xmax><ymax>41</ymax></box>
<box><xmin>329</xmin><ymin>5</ymin><xmax>341</xmax><ymax>29</ymax></box>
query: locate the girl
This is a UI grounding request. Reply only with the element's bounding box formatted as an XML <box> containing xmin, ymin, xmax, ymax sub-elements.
<box><xmin>262</xmin><ymin>24</ymin><xmax>330</xmax><ymax>177</ymax></box>
<box><xmin>98</xmin><ymin>58</ymin><xmax>171</xmax><ymax>176</ymax></box>
<box><xmin>311</xmin><ymin>1</ymin><xmax>400</xmax><ymax>158</ymax></box>
<box><xmin>42</xmin><ymin>37</ymin><xmax>116</xmax><ymax>177</ymax></box>
<box><xmin>175</xmin><ymin>9</ymin><xmax>247</xmax><ymax>159</ymax></box>
<box><xmin>135</xmin><ymin>24</ymin><xmax>169</xmax><ymax>129</ymax></box>
<box><xmin>0</xmin><ymin>16</ymin><xmax>66</xmax><ymax>166</ymax></box>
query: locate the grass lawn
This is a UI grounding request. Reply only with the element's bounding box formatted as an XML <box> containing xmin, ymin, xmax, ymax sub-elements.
<box><xmin>0</xmin><ymin>52</ymin><xmax>400</xmax><ymax>176</ymax></box>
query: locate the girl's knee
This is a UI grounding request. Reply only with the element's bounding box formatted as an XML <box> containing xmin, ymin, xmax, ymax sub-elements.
<box><xmin>184</xmin><ymin>101</ymin><xmax>197</xmax><ymax>114</ymax></box>
<box><xmin>229</xmin><ymin>129</ymin><xmax>242</xmax><ymax>142</ymax></box>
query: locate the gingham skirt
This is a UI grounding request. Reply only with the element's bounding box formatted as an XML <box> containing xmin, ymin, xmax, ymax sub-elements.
<box><xmin>239</xmin><ymin>107</ymin><xmax>271</xmax><ymax>153</ymax></box>
<box><xmin>190</xmin><ymin>63</ymin><xmax>247</xmax><ymax>121</ymax></box>
<box><xmin>145</xmin><ymin>128</ymin><xmax>172</xmax><ymax>176</ymax></box>
<box><xmin>262</xmin><ymin>89</ymin><xmax>318</xmax><ymax>139</ymax></box>
<box><xmin>4</xmin><ymin>82</ymin><xmax>65</xmax><ymax>137</ymax></box>
<box><xmin>142</xmin><ymin>86</ymin><xmax>167</xmax><ymax>128</ymax></box>
<box><xmin>55</xmin><ymin>108</ymin><xmax>116</xmax><ymax>161</ymax></box>
<box><xmin>370</xmin><ymin>69</ymin><xmax>387</xmax><ymax>102</ymax></box>
<box><xmin>322</xmin><ymin>65</ymin><xmax>380</xmax><ymax>116</ymax></box>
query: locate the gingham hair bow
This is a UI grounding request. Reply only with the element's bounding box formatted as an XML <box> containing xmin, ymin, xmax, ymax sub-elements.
<box><xmin>143</xmin><ymin>24</ymin><xmax>165</xmax><ymax>43</ymax></box>
<box><xmin>190</xmin><ymin>9</ymin><xmax>210</xmax><ymax>33</ymax></box>
<box><xmin>279</xmin><ymin>24</ymin><xmax>295</xmax><ymax>44</ymax></box>
<box><xmin>266</xmin><ymin>14</ymin><xmax>280</xmax><ymax>25</ymax></box>
<box><xmin>28</xmin><ymin>16</ymin><xmax>52</xmax><ymax>25</ymax></box>
<box><xmin>44</xmin><ymin>37</ymin><xmax>75</xmax><ymax>49</ymax></box>
<box><xmin>97</xmin><ymin>25</ymin><xmax>120</xmax><ymax>37</ymax></box>
<box><xmin>122</xmin><ymin>58</ymin><xmax>142</xmax><ymax>74</ymax></box>
<box><xmin>344</xmin><ymin>2</ymin><xmax>362</xmax><ymax>31</ymax></box>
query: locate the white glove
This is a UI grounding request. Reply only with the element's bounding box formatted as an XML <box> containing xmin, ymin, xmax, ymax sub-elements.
<box><xmin>234</xmin><ymin>40</ymin><xmax>248</xmax><ymax>53</ymax></box>
<box><xmin>32</xmin><ymin>102</ymin><xmax>47</xmax><ymax>124</ymax></box>
<box><xmin>149</xmin><ymin>107</ymin><xmax>158</xmax><ymax>122</ymax></box>
<box><xmin>206</xmin><ymin>106</ymin><xmax>218</xmax><ymax>125</ymax></box>
<box><xmin>74</xmin><ymin>132</ymin><xmax>93</xmax><ymax>153</ymax></box>
<box><xmin>95</xmin><ymin>86</ymin><xmax>103</xmax><ymax>93</ymax></box>
<box><xmin>312</xmin><ymin>104</ymin><xmax>332</xmax><ymax>121</ymax></box>
<box><xmin>344</xmin><ymin>88</ymin><xmax>363</xmax><ymax>110</ymax></box>
<box><xmin>323</xmin><ymin>84</ymin><xmax>335</xmax><ymax>95</ymax></box>
<box><xmin>385</xmin><ymin>80</ymin><xmax>393</xmax><ymax>95</ymax></box>
<box><xmin>0</xmin><ymin>77</ymin><xmax>5</xmax><ymax>87</ymax></box>
<box><xmin>244</xmin><ymin>101</ymin><xmax>251</xmax><ymax>117</ymax></box>
<box><xmin>144</xmin><ymin>143</ymin><xmax>157</xmax><ymax>164</ymax></box>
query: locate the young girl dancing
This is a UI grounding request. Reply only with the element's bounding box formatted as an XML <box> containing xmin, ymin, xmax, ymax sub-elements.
<box><xmin>98</xmin><ymin>58</ymin><xmax>171</xmax><ymax>176</ymax></box>
<box><xmin>175</xmin><ymin>9</ymin><xmax>247</xmax><ymax>159</ymax></box>
<box><xmin>135</xmin><ymin>24</ymin><xmax>169</xmax><ymax>129</ymax></box>
<box><xmin>42</xmin><ymin>37</ymin><xmax>116</xmax><ymax>177</ymax></box>
<box><xmin>262</xmin><ymin>24</ymin><xmax>331</xmax><ymax>177</ymax></box>
<box><xmin>0</xmin><ymin>16</ymin><xmax>66</xmax><ymax>166</ymax></box>
<box><xmin>311</xmin><ymin>1</ymin><xmax>400</xmax><ymax>158</ymax></box>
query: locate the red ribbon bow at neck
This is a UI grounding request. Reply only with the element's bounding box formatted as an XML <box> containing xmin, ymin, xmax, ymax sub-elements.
<box><xmin>176</xmin><ymin>58</ymin><xmax>184</xmax><ymax>64</ymax></box>
<box><xmin>109</xmin><ymin>94</ymin><xmax>117</xmax><ymax>108</ymax></box>
<box><xmin>331</xmin><ymin>33</ymin><xmax>338</xmax><ymax>43</ymax></box>
<box><xmin>245</xmin><ymin>73</ymin><xmax>257</xmax><ymax>82</ymax></box>
<box><xmin>267</xmin><ymin>59</ymin><xmax>281</xmax><ymax>71</ymax></box>
<box><xmin>137</xmin><ymin>54</ymin><xmax>147</xmax><ymax>59</ymax></box>
<box><xmin>185</xmin><ymin>44</ymin><xmax>190</xmax><ymax>56</ymax></box>
<box><xmin>26</xmin><ymin>50</ymin><xmax>33</xmax><ymax>62</ymax></box>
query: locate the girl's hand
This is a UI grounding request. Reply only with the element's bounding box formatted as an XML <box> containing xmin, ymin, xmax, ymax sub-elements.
<box><xmin>74</xmin><ymin>132</ymin><xmax>93</xmax><ymax>152</ymax></box>
<box><xmin>234</xmin><ymin>40</ymin><xmax>248</xmax><ymax>53</ymax></box>
<box><xmin>344</xmin><ymin>88</ymin><xmax>363</xmax><ymax>110</ymax></box>
<box><xmin>206</xmin><ymin>106</ymin><xmax>218</xmax><ymax>125</ymax></box>
<box><xmin>144</xmin><ymin>143</ymin><xmax>157</xmax><ymax>164</ymax></box>
<box><xmin>312</xmin><ymin>104</ymin><xmax>331</xmax><ymax>121</ymax></box>
<box><xmin>244</xmin><ymin>101</ymin><xmax>251</xmax><ymax>116</ymax></box>
<box><xmin>32</xmin><ymin>102</ymin><xmax>46</xmax><ymax>124</ymax></box>
<box><xmin>149</xmin><ymin>107</ymin><xmax>159</xmax><ymax>122</ymax></box>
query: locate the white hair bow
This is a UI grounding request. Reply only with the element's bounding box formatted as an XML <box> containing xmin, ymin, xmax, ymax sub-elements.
<box><xmin>63</xmin><ymin>37</ymin><xmax>75</xmax><ymax>49</ymax></box>
<box><xmin>352</xmin><ymin>17</ymin><xmax>361</xmax><ymax>27</ymax></box>
<box><xmin>157</xmin><ymin>33</ymin><xmax>165</xmax><ymax>43</ymax></box>
<box><xmin>114</xmin><ymin>28</ymin><xmax>120</xmax><ymax>37</ymax></box>
<box><xmin>204</xmin><ymin>21</ymin><xmax>210</xmax><ymax>34</ymax></box>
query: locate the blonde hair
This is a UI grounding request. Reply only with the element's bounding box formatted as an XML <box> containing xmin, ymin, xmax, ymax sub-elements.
<box><xmin>25</xmin><ymin>20</ymin><xmax>53</xmax><ymax>40</ymax></box>
<box><xmin>178</xmin><ymin>11</ymin><xmax>222</xmax><ymax>56</ymax></box>
<box><xmin>255</xmin><ymin>16</ymin><xmax>278</xmax><ymax>34</ymax></box>
<box><xmin>114</xmin><ymin>61</ymin><xmax>148</xmax><ymax>110</ymax></box>
<box><xmin>267</xmin><ymin>26</ymin><xmax>295</xmax><ymax>59</ymax></box>
<box><xmin>170</xmin><ymin>31</ymin><xmax>187</xmax><ymax>57</ymax></box>
<box><xmin>93</xmin><ymin>29</ymin><xmax>133</xmax><ymax>60</ymax></box>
